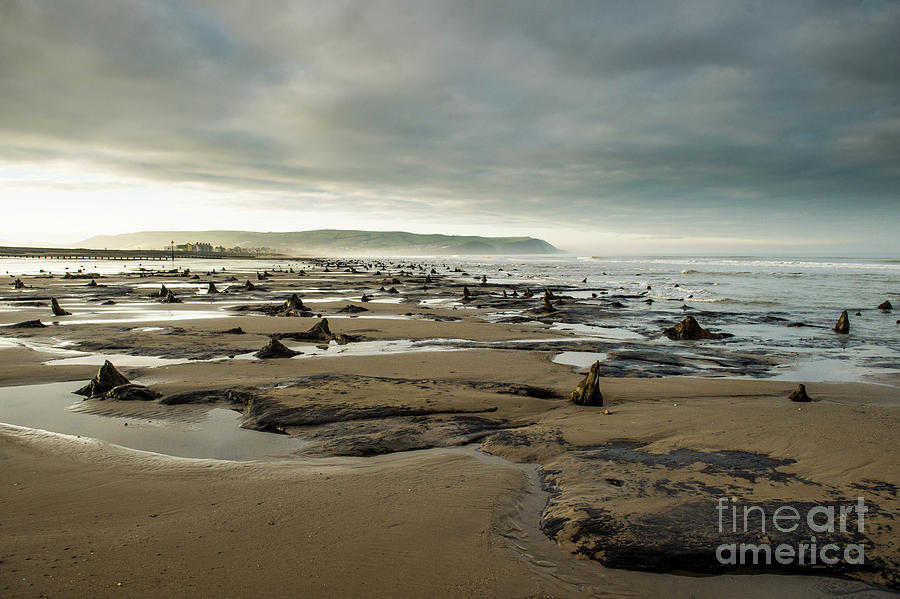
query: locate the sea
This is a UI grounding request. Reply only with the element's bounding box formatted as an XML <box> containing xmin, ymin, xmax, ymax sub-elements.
<box><xmin>2</xmin><ymin>254</ymin><xmax>898</xmax><ymax>384</ymax></box>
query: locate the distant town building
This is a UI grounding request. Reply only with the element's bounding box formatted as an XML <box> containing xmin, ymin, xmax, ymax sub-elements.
<box><xmin>167</xmin><ymin>242</ymin><xmax>278</xmax><ymax>256</ymax></box>
<box><xmin>175</xmin><ymin>242</ymin><xmax>214</xmax><ymax>253</ymax></box>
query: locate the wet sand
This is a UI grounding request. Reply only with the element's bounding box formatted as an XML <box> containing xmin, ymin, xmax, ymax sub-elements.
<box><xmin>0</xmin><ymin>425</ymin><xmax>539</xmax><ymax>598</ymax></box>
<box><xmin>1</xmin><ymin>262</ymin><xmax>898</xmax><ymax>597</ymax></box>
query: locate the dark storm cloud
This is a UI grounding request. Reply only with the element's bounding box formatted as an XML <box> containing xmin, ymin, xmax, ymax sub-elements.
<box><xmin>0</xmin><ymin>0</ymin><xmax>897</xmax><ymax>239</ymax></box>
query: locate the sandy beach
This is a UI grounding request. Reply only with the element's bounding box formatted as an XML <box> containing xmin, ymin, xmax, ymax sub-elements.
<box><xmin>1</xmin><ymin>261</ymin><xmax>898</xmax><ymax>598</ymax></box>
<box><xmin>4</xmin><ymin>0</ymin><xmax>899</xmax><ymax>595</ymax></box>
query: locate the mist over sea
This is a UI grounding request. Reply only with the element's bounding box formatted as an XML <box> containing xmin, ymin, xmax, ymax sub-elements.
<box><xmin>3</xmin><ymin>254</ymin><xmax>898</xmax><ymax>383</ymax></box>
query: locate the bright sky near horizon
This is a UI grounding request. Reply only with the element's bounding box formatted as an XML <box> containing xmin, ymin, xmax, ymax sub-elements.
<box><xmin>0</xmin><ymin>1</ymin><xmax>897</xmax><ymax>254</ymax></box>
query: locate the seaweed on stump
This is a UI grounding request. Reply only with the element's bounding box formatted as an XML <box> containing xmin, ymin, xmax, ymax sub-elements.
<box><xmin>50</xmin><ymin>297</ymin><xmax>71</xmax><ymax>316</ymax></box>
<box><xmin>74</xmin><ymin>360</ymin><xmax>131</xmax><ymax>397</ymax></box>
<box><xmin>254</xmin><ymin>338</ymin><xmax>299</xmax><ymax>359</ymax></box>
<box><xmin>282</xmin><ymin>293</ymin><xmax>310</xmax><ymax>315</ymax></box>
<box><xmin>788</xmin><ymin>384</ymin><xmax>812</xmax><ymax>402</ymax></box>
<box><xmin>303</xmin><ymin>318</ymin><xmax>333</xmax><ymax>341</ymax></box>
<box><xmin>834</xmin><ymin>310</ymin><xmax>850</xmax><ymax>334</ymax></box>
<box><xmin>570</xmin><ymin>361</ymin><xmax>603</xmax><ymax>406</ymax></box>
<box><xmin>104</xmin><ymin>384</ymin><xmax>162</xmax><ymax>401</ymax></box>
<box><xmin>542</xmin><ymin>291</ymin><xmax>556</xmax><ymax>313</ymax></box>
<box><xmin>663</xmin><ymin>316</ymin><xmax>728</xmax><ymax>340</ymax></box>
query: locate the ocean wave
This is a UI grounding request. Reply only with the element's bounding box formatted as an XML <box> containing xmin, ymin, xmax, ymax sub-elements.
<box><xmin>646</xmin><ymin>293</ymin><xmax>780</xmax><ymax>306</ymax></box>
<box><xmin>688</xmin><ymin>297</ymin><xmax>781</xmax><ymax>306</ymax></box>
<box><xmin>678</xmin><ymin>269</ymin><xmax>753</xmax><ymax>276</ymax></box>
<box><xmin>590</xmin><ymin>257</ymin><xmax>900</xmax><ymax>271</ymax></box>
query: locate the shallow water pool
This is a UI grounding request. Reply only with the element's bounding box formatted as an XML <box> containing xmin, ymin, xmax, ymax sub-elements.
<box><xmin>0</xmin><ymin>381</ymin><xmax>303</xmax><ymax>460</ymax></box>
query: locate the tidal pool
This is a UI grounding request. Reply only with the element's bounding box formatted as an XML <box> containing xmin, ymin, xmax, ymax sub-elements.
<box><xmin>0</xmin><ymin>381</ymin><xmax>303</xmax><ymax>460</ymax></box>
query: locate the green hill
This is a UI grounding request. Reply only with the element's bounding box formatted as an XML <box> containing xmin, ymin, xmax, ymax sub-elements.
<box><xmin>76</xmin><ymin>229</ymin><xmax>562</xmax><ymax>256</ymax></box>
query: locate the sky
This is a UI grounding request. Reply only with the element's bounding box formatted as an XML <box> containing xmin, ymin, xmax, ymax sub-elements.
<box><xmin>0</xmin><ymin>0</ymin><xmax>898</xmax><ymax>255</ymax></box>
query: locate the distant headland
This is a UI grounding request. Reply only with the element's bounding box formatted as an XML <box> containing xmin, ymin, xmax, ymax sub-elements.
<box><xmin>74</xmin><ymin>230</ymin><xmax>563</xmax><ymax>256</ymax></box>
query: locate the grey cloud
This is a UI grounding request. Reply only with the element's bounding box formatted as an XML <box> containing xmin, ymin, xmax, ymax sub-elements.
<box><xmin>0</xmin><ymin>0</ymin><xmax>897</xmax><ymax>246</ymax></box>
